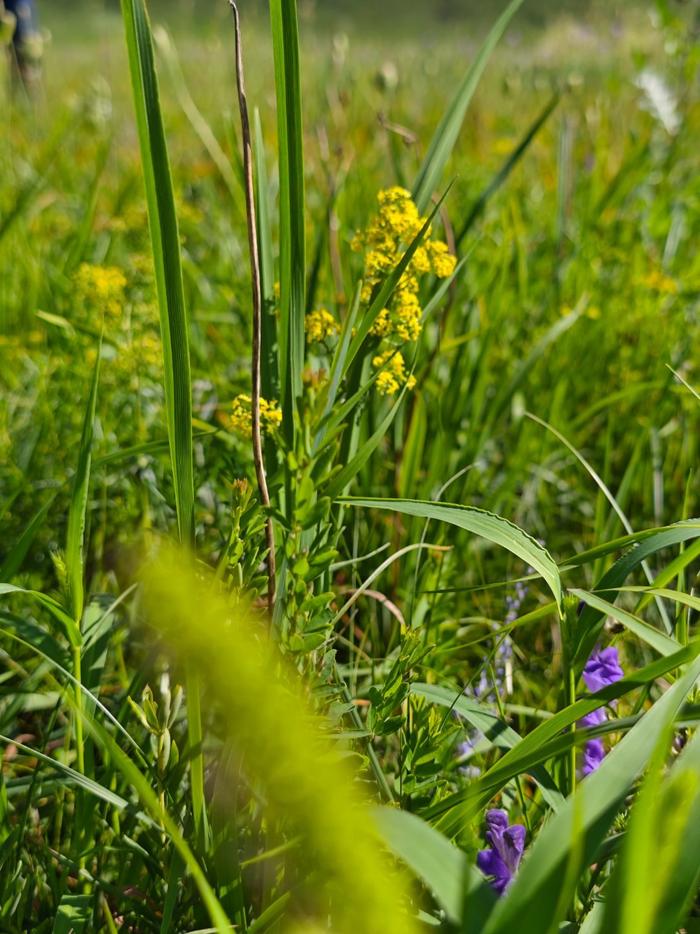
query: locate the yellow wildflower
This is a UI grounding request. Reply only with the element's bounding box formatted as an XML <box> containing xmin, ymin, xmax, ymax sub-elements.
<box><xmin>641</xmin><ymin>269</ymin><xmax>677</xmax><ymax>295</ymax></box>
<box><xmin>229</xmin><ymin>394</ymin><xmax>282</xmax><ymax>437</ymax></box>
<box><xmin>353</xmin><ymin>187</ymin><xmax>455</xmax><ymax>350</ymax></box>
<box><xmin>75</xmin><ymin>263</ymin><xmax>127</xmax><ymax>318</ymax></box>
<box><xmin>305</xmin><ymin>308</ymin><xmax>340</xmax><ymax>343</ymax></box>
<box><xmin>428</xmin><ymin>240</ymin><xmax>457</xmax><ymax>279</ymax></box>
<box><xmin>372</xmin><ymin>350</ymin><xmax>416</xmax><ymax>396</ymax></box>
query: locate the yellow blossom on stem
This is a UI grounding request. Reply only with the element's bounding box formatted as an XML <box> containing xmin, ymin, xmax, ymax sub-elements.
<box><xmin>372</xmin><ymin>349</ymin><xmax>416</xmax><ymax>396</ymax></box>
<box><xmin>228</xmin><ymin>394</ymin><xmax>282</xmax><ymax>437</ymax></box>
<box><xmin>353</xmin><ymin>187</ymin><xmax>456</xmax><ymax>353</ymax></box>
<box><xmin>305</xmin><ymin>308</ymin><xmax>340</xmax><ymax>343</ymax></box>
<box><xmin>75</xmin><ymin>263</ymin><xmax>128</xmax><ymax>318</ymax></box>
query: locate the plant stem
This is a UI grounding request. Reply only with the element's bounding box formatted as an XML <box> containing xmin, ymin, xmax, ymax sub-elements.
<box><xmin>229</xmin><ymin>0</ymin><xmax>276</xmax><ymax>613</ymax></box>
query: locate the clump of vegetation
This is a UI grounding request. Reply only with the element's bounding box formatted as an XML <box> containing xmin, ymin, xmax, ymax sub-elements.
<box><xmin>1</xmin><ymin>0</ymin><xmax>700</xmax><ymax>930</ymax></box>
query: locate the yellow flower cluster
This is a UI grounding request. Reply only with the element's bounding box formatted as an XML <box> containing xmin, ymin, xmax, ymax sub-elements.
<box><xmin>641</xmin><ymin>269</ymin><xmax>677</xmax><ymax>295</ymax></box>
<box><xmin>352</xmin><ymin>187</ymin><xmax>456</xmax><ymax>393</ymax></box>
<box><xmin>228</xmin><ymin>394</ymin><xmax>282</xmax><ymax>437</ymax></box>
<box><xmin>372</xmin><ymin>349</ymin><xmax>416</xmax><ymax>396</ymax></box>
<box><xmin>75</xmin><ymin>263</ymin><xmax>127</xmax><ymax>318</ymax></box>
<box><xmin>306</xmin><ymin>308</ymin><xmax>340</xmax><ymax>343</ymax></box>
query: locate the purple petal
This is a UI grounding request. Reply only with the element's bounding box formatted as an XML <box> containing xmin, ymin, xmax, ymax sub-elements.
<box><xmin>503</xmin><ymin>824</ymin><xmax>526</xmax><ymax>867</ymax></box>
<box><xmin>484</xmin><ymin>809</ymin><xmax>509</xmax><ymax>834</ymax></box>
<box><xmin>579</xmin><ymin>707</ymin><xmax>606</xmax><ymax>728</ymax></box>
<box><xmin>582</xmin><ymin>738</ymin><xmax>606</xmax><ymax>776</ymax></box>
<box><xmin>477</xmin><ymin>848</ymin><xmax>511</xmax><ymax>895</ymax></box>
<box><xmin>583</xmin><ymin>647</ymin><xmax>624</xmax><ymax>693</ymax></box>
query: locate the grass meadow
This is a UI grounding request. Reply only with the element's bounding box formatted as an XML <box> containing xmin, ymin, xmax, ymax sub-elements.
<box><xmin>1</xmin><ymin>0</ymin><xmax>700</xmax><ymax>930</ymax></box>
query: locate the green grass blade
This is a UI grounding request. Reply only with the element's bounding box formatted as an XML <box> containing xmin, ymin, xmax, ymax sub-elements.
<box><xmin>456</xmin><ymin>94</ymin><xmax>559</xmax><ymax>245</ymax></box>
<box><xmin>412</xmin><ymin>683</ymin><xmax>564</xmax><ymax>812</ymax></box>
<box><xmin>0</xmin><ymin>735</ymin><xmax>127</xmax><ymax>810</ymax></box>
<box><xmin>571</xmin><ymin>589</ymin><xmax>681</xmax><ymax>657</ymax></box>
<box><xmin>254</xmin><ymin>108</ymin><xmax>279</xmax><ymax>406</ymax></box>
<box><xmin>65</xmin><ymin>347</ymin><xmax>100</xmax><ymax>628</ymax></box>
<box><xmin>119</xmin><ymin>0</ymin><xmax>203</xmax><ymax>840</ymax></box>
<box><xmin>339</xmin><ymin>497</ymin><xmax>563</xmax><ymax>613</ymax></box>
<box><xmin>374</xmin><ymin>806</ymin><xmax>493</xmax><ymax>925</ymax></box>
<box><xmin>574</xmin><ymin>522</ymin><xmax>700</xmax><ymax>666</ymax></box>
<box><xmin>270</xmin><ymin>0</ymin><xmax>305</xmax><ymax>434</ymax></box>
<box><xmin>120</xmin><ymin>0</ymin><xmax>194</xmax><ymax>547</ymax></box>
<box><xmin>0</xmin><ymin>491</ymin><xmax>57</xmax><ymax>582</ymax></box>
<box><xmin>411</xmin><ymin>0</ymin><xmax>524</xmax><ymax>211</ymax></box>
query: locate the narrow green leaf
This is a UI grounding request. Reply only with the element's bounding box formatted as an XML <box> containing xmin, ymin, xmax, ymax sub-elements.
<box><xmin>65</xmin><ymin>347</ymin><xmax>100</xmax><ymax>627</ymax></box>
<box><xmin>456</xmin><ymin>93</ymin><xmax>559</xmax><ymax>245</ymax></box>
<box><xmin>374</xmin><ymin>806</ymin><xmax>493</xmax><ymax>925</ymax></box>
<box><xmin>0</xmin><ymin>735</ymin><xmax>127</xmax><ymax>810</ymax></box>
<box><xmin>120</xmin><ymin>0</ymin><xmax>194</xmax><ymax>546</ymax></box>
<box><xmin>571</xmin><ymin>588</ymin><xmax>681</xmax><ymax>657</ymax></box>
<box><xmin>574</xmin><ymin>521</ymin><xmax>700</xmax><ymax>666</ymax></box>
<box><xmin>0</xmin><ymin>584</ymin><xmax>80</xmax><ymax>646</ymax></box>
<box><xmin>412</xmin><ymin>0</ymin><xmax>524</xmax><ymax>211</ymax></box>
<box><xmin>270</xmin><ymin>0</ymin><xmax>305</xmax><ymax>432</ymax></box>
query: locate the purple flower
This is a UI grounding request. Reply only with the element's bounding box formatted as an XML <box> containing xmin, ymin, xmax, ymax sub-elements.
<box><xmin>476</xmin><ymin>809</ymin><xmax>526</xmax><ymax>895</ymax></box>
<box><xmin>579</xmin><ymin>646</ymin><xmax>624</xmax><ymax>776</ymax></box>
<box><xmin>579</xmin><ymin>706</ymin><xmax>606</xmax><ymax>729</ymax></box>
<box><xmin>582</xmin><ymin>646</ymin><xmax>624</xmax><ymax>693</ymax></box>
<box><xmin>582</xmin><ymin>738</ymin><xmax>606</xmax><ymax>775</ymax></box>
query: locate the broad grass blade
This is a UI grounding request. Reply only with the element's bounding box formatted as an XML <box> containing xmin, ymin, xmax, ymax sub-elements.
<box><xmin>270</xmin><ymin>0</ymin><xmax>305</xmax><ymax>437</ymax></box>
<box><xmin>374</xmin><ymin>805</ymin><xmax>493</xmax><ymax>925</ymax></box>
<box><xmin>120</xmin><ymin>0</ymin><xmax>194</xmax><ymax>547</ymax></box>
<box><xmin>339</xmin><ymin>497</ymin><xmax>563</xmax><ymax>612</ymax></box>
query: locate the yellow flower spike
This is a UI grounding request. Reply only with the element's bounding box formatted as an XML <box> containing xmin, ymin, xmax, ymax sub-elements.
<box><xmin>354</xmin><ymin>187</ymin><xmax>455</xmax><ymax>347</ymax></box>
<box><xmin>229</xmin><ymin>394</ymin><xmax>282</xmax><ymax>437</ymax></box>
<box><xmin>372</xmin><ymin>349</ymin><xmax>415</xmax><ymax>396</ymax></box>
<box><xmin>75</xmin><ymin>263</ymin><xmax>128</xmax><ymax>318</ymax></box>
<box><xmin>305</xmin><ymin>308</ymin><xmax>340</xmax><ymax>344</ymax></box>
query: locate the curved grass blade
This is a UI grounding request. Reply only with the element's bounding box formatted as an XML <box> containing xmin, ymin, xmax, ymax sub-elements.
<box><xmin>571</xmin><ymin>588</ymin><xmax>681</xmax><ymax>657</ymax></box>
<box><xmin>339</xmin><ymin>497</ymin><xmax>563</xmax><ymax>614</ymax></box>
<box><xmin>412</xmin><ymin>0</ymin><xmax>524</xmax><ymax>211</ymax></box>
<box><xmin>574</xmin><ymin>522</ymin><xmax>700</xmax><ymax>666</ymax></box>
<box><xmin>0</xmin><ymin>735</ymin><xmax>127</xmax><ymax>810</ymax></box>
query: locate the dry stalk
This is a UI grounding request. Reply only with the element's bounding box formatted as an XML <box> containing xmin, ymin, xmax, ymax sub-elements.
<box><xmin>229</xmin><ymin>0</ymin><xmax>276</xmax><ymax>611</ymax></box>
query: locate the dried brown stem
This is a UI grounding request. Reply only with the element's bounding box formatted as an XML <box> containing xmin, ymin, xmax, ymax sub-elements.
<box><xmin>229</xmin><ymin>0</ymin><xmax>276</xmax><ymax>612</ymax></box>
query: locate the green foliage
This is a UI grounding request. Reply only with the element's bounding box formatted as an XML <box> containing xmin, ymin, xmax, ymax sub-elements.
<box><xmin>1</xmin><ymin>0</ymin><xmax>700</xmax><ymax>929</ymax></box>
